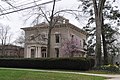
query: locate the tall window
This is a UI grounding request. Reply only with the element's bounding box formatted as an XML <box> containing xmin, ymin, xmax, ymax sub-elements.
<box><xmin>55</xmin><ymin>34</ymin><xmax>60</xmax><ymax>43</ymax></box>
<box><xmin>83</xmin><ymin>39</ymin><xmax>87</xmax><ymax>50</ymax></box>
<box><xmin>41</xmin><ymin>47</ymin><xmax>47</xmax><ymax>58</ymax></box>
<box><xmin>55</xmin><ymin>48</ymin><xmax>59</xmax><ymax>57</ymax></box>
<box><xmin>31</xmin><ymin>49</ymin><xmax>35</xmax><ymax>58</ymax></box>
<box><xmin>80</xmin><ymin>40</ymin><xmax>81</xmax><ymax>47</ymax></box>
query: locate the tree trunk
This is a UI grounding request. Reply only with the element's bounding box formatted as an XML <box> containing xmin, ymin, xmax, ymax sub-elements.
<box><xmin>47</xmin><ymin>0</ymin><xmax>56</xmax><ymax>57</ymax></box>
<box><xmin>95</xmin><ymin>17</ymin><xmax>102</xmax><ymax>66</ymax></box>
<box><xmin>102</xmin><ymin>30</ymin><xmax>108</xmax><ymax>65</ymax></box>
<box><xmin>47</xmin><ymin>27</ymin><xmax>52</xmax><ymax>57</ymax></box>
<box><xmin>92</xmin><ymin>0</ymin><xmax>106</xmax><ymax>67</ymax></box>
<box><xmin>101</xmin><ymin>17</ymin><xmax>108</xmax><ymax>65</ymax></box>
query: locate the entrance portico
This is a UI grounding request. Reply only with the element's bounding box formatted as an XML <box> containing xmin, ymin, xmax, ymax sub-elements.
<box><xmin>25</xmin><ymin>45</ymin><xmax>47</xmax><ymax>58</ymax></box>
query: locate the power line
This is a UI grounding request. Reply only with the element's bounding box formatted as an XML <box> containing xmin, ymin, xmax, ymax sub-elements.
<box><xmin>1</xmin><ymin>0</ymin><xmax>42</xmax><ymax>12</ymax></box>
<box><xmin>0</xmin><ymin>0</ymin><xmax>61</xmax><ymax>16</ymax></box>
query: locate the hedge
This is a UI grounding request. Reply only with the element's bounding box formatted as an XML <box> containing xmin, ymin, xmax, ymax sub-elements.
<box><xmin>0</xmin><ymin>58</ymin><xmax>95</xmax><ymax>71</ymax></box>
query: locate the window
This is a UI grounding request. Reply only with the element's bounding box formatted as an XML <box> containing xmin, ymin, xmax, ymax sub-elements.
<box><xmin>55</xmin><ymin>48</ymin><xmax>59</xmax><ymax>58</ymax></box>
<box><xmin>31</xmin><ymin>49</ymin><xmax>35</xmax><ymax>58</ymax></box>
<box><xmin>80</xmin><ymin>40</ymin><xmax>81</xmax><ymax>47</ymax></box>
<box><xmin>83</xmin><ymin>39</ymin><xmax>87</xmax><ymax>49</ymax></box>
<box><xmin>83</xmin><ymin>39</ymin><xmax>86</xmax><ymax>47</ymax></box>
<box><xmin>41</xmin><ymin>47</ymin><xmax>47</xmax><ymax>58</ymax></box>
<box><xmin>71</xmin><ymin>35</ymin><xmax>74</xmax><ymax>38</ymax></box>
<box><xmin>55</xmin><ymin>34</ymin><xmax>60</xmax><ymax>43</ymax></box>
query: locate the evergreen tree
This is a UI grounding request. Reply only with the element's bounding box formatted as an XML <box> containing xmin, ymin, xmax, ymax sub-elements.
<box><xmin>78</xmin><ymin>0</ymin><xmax>120</xmax><ymax>65</ymax></box>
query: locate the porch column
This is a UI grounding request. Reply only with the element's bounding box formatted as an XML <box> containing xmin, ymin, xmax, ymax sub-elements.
<box><xmin>35</xmin><ymin>46</ymin><xmax>38</xmax><ymax>58</ymax></box>
<box><xmin>27</xmin><ymin>47</ymin><xmax>31</xmax><ymax>58</ymax></box>
<box><xmin>37</xmin><ymin>47</ymin><xmax>41</xmax><ymax>58</ymax></box>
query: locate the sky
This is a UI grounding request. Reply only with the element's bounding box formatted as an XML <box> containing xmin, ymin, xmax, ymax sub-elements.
<box><xmin>0</xmin><ymin>0</ymin><xmax>120</xmax><ymax>43</ymax></box>
<box><xmin>0</xmin><ymin>0</ymin><xmax>87</xmax><ymax>43</ymax></box>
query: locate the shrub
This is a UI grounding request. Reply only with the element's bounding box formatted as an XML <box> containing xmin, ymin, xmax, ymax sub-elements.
<box><xmin>94</xmin><ymin>64</ymin><xmax>120</xmax><ymax>73</ymax></box>
<box><xmin>0</xmin><ymin>58</ymin><xmax>95</xmax><ymax>71</ymax></box>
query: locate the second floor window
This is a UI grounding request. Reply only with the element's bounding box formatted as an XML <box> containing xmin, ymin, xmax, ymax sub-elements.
<box><xmin>55</xmin><ymin>34</ymin><xmax>60</xmax><ymax>43</ymax></box>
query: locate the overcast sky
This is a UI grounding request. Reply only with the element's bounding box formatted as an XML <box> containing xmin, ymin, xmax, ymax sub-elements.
<box><xmin>0</xmin><ymin>0</ymin><xmax>120</xmax><ymax>43</ymax></box>
<box><xmin>0</xmin><ymin>0</ymin><xmax>86</xmax><ymax>42</ymax></box>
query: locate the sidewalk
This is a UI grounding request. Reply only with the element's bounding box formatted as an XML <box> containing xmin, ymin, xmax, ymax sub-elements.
<box><xmin>0</xmin><ymin>68</ymin><xmax>120</xmax><ymax>80</ymax></box>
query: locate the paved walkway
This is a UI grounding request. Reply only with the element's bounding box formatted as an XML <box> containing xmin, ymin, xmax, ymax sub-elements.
<box><xmin>0</xmin><ymin>68</ymin><xmax>120</xmax><ymax>80</ymax></box>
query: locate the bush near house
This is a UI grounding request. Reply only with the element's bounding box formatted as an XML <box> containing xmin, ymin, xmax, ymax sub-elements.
<box><xmin>0</xmin><ymin>58</ymin><xmax>95</xmax><ymax>71</ymax></box>
<box><xmin>93</xmin><ymin>64</ymin><xmax>120</xmax><ymax>73</ymax></box>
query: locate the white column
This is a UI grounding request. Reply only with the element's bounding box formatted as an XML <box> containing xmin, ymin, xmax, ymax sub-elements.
<box><xmin>26</xmin><ymin>47</ymin><xmax>29</xmax><ymax>58</ymax></box>
<box><xmin>35</xmin><ymin>47</ymin><xmax>38</xmax><ymax>58</ymax></box>
<box><xmin>29</xmin><ymin>47</ymin><xmax>31</xmax><ymax>58</ymax></box>
<box><xmin>24</xmin><ymin>45</ymin><xmax>27</xmax><ymax>58</ymax></box>
<box><xmin>26</xmin><ymin>47</ymin><xmax>31</xmax><ymax>58</ymax></box>
<box><xmin>37</xmin><ymin>47</ymin><xmax>41</xmax><ymax>58</ymax></box>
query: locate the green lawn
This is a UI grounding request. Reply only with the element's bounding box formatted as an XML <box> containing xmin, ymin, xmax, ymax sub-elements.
<box><xmin>0</xmin><ymin>69</ymin><xmax>105</xmax><ymax>80</ymax></box>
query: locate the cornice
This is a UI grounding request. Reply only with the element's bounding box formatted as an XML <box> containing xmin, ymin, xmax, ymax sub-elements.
<box><xmin>21</xmin><ymin>23</ymin><xmax>87</xmax><ymax>35</ymax></box>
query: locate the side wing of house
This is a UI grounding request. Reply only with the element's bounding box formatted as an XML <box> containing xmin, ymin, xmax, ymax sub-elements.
<box><xmin>50</xmin><ymin>24</ymin><xmax>87</xmax><ymax>58</ymax></box>
<box><xmin>59</xmin><ymin>24</ymin><xmax>87</xmax><ymax>57</ymax></box>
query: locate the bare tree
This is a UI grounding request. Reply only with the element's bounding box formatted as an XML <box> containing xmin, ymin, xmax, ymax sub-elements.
<box><xmin>14</xmin><ymin>31</ymin><xmax>25</xmax><ymax>47</ymax></box>
<box><xmin>0</xmin><ymin>24</ymin><xmax>12</xmax><ymax>57</ymax></box>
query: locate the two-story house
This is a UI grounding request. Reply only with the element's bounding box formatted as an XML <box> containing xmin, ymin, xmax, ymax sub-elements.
<box><xmin>21</xmin><ymin>16</ymin><xmax>87</xmax><ymax>58</ymax></box>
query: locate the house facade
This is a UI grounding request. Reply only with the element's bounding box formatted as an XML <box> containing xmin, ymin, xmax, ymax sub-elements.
<box><xmin>22</xmin><ymin>16</ymin><xmax>87</xmax><ymax>58</ymax></box>
<box><xmin>0</xmin><ymin>45</ymin><xmax>24</xmax><ymax>58</ymax></box>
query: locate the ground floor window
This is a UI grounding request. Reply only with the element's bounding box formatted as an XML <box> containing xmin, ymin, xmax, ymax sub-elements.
<box><xmin>55</xmin><ymin>48</ymin><xmax>59</xmax><ymax>58</ymax></box>
<box><xmin>41</xmin><ymin>47</ymin><xmax>47</xmax><ymax>58</ymax></box>
<box><xmin>31</xmin><ymin>49</ymin><xmax>35</xmax><ymax>58</ymax></box>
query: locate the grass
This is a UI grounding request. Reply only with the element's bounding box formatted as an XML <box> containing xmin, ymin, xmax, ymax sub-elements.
<box><xmin>0</xmin><ymin>69</ymin><xmax>105</xmax><ymax>80</ymax></box>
